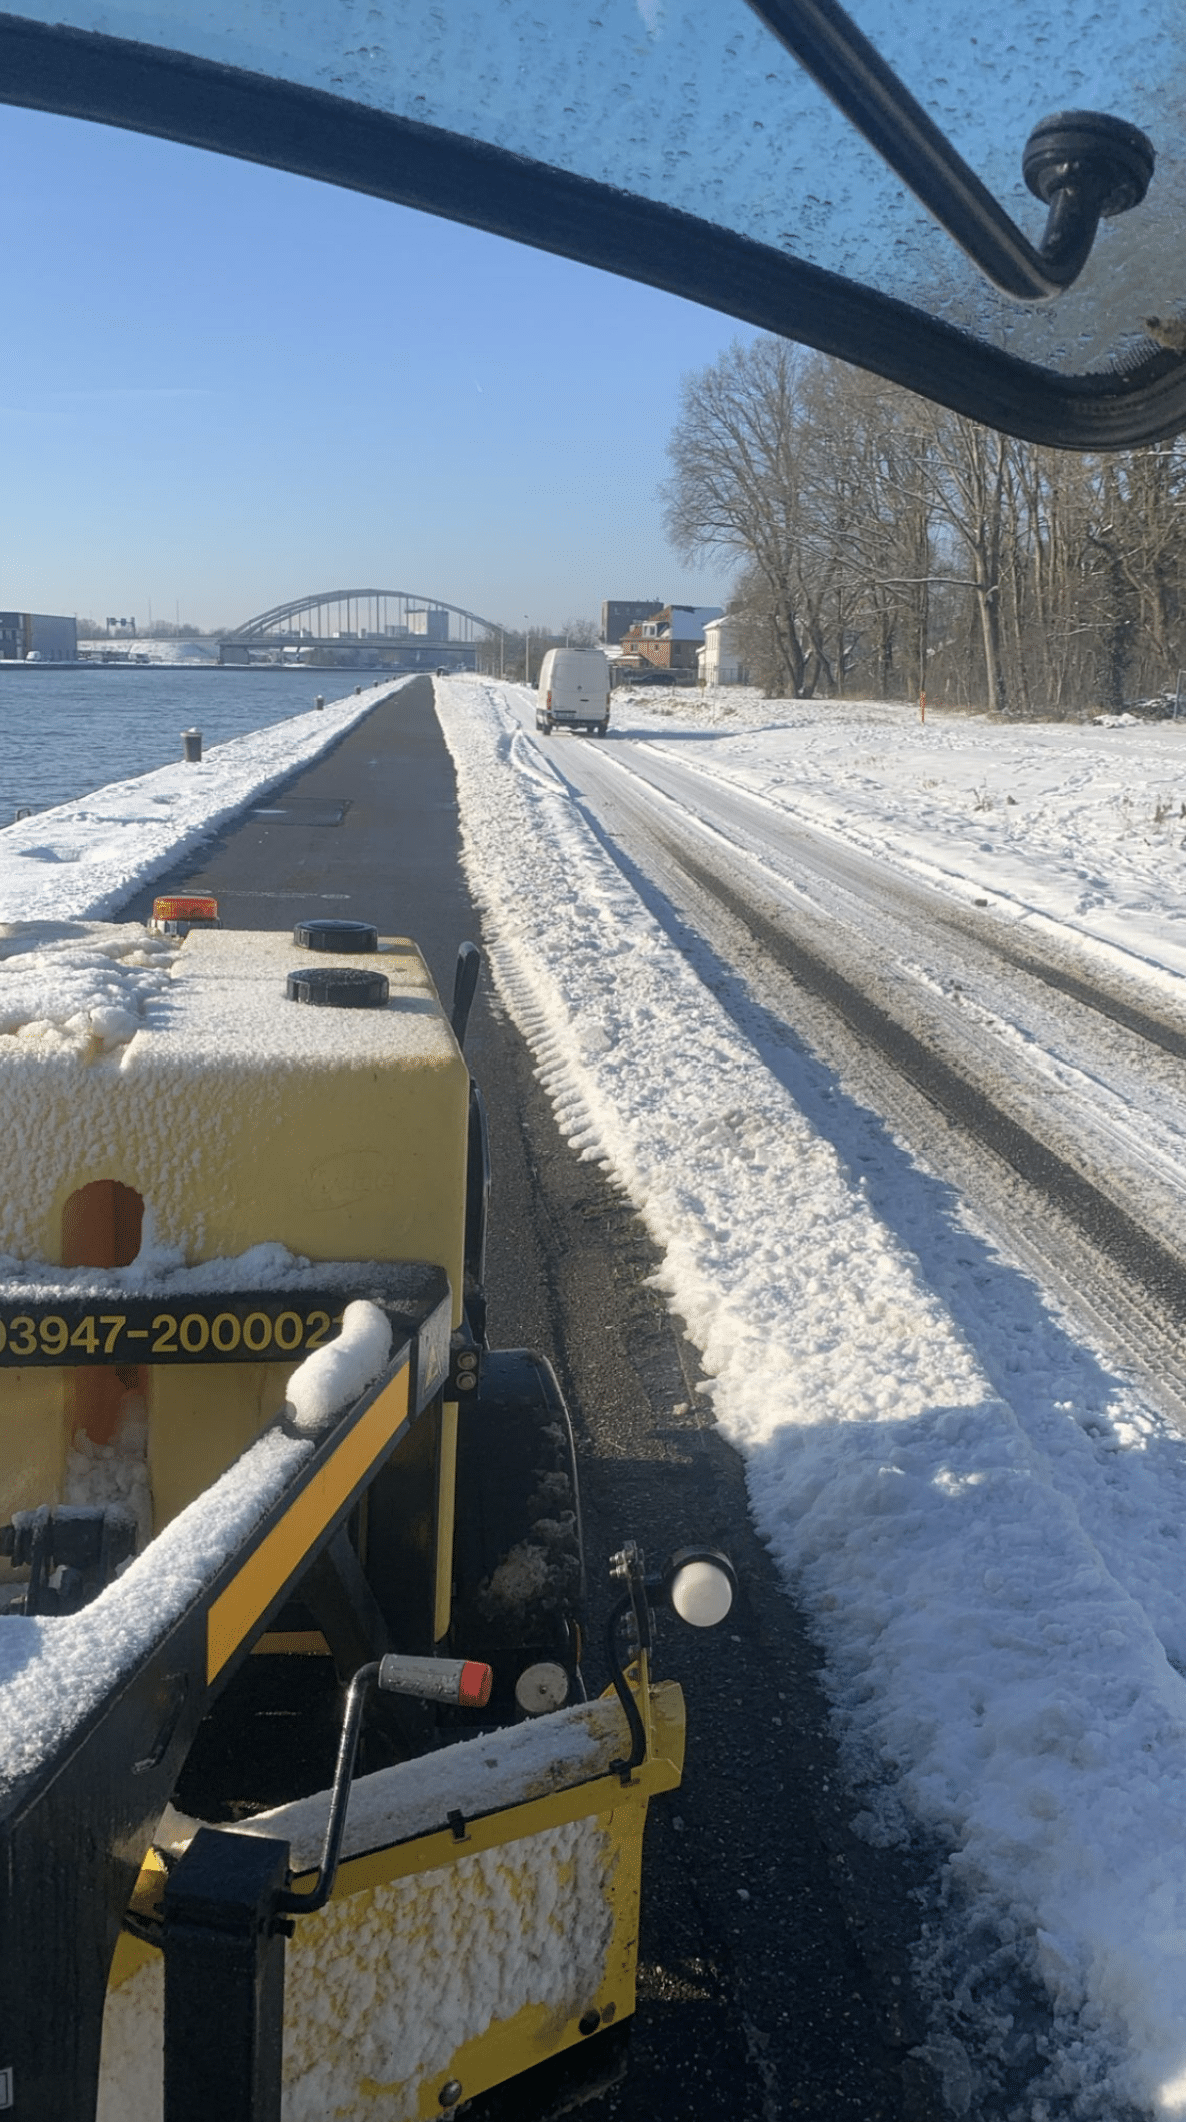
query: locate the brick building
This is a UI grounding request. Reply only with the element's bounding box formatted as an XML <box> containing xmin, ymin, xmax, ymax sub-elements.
<box><xmin>618</xmin><ymin>603</ymin><xmax>723</xmax><ymax>674</ymax></box>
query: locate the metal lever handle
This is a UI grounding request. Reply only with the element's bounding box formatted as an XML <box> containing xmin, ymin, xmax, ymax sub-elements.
<box><xmin>378</xmin><ymin>1652</ymin><xmax>492</xmax><ymax>1706</ymax></box>
<box><xmin>276</xmin><ymin>1653</ymin><xmax>494</xmax><ymax>1915</ymax></box>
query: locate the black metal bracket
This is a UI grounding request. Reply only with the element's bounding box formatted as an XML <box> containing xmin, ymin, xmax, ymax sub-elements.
<box><xmin>745</xmin><ymin>0</ymin><xmax>1154</xmax><ymax>300</ymax></box>
<box><xmin>163</xmin><ymin>1828</ymin><xmax>291</xmax><ymax>2122</ymax></box>
<box><xmin>606</xmin><ymin>1544</ymin><xmax>651</xmax><ymax>1783</ymax></box>
<box><xmin>300</xmin><ymin>1527</ymin><xmax>392</xmax><ymax>1679</ymax></box>
<box><xmin>1</xmin><ymin>1503</ymin><xmax>137</xmax><ymax>1613</ymax></box>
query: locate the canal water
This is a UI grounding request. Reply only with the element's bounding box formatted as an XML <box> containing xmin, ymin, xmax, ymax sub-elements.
<box><xmin>0</xmin><ymin>666</ymin><xmax>367</xmax><ymax>816</ymax></box>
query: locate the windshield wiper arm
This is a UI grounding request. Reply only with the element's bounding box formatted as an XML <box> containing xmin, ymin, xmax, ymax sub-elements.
<box><xmin>745</xmin><ymin>0</ymin><xmax>1154</xmax><ymax>300</ymax></box>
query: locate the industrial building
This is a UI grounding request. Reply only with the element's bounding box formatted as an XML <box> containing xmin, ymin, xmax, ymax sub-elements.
<box><xmin>601</xmin><ymin>599</ymin><xmax>664</xmax><ymax>647</ymax></box>
<box><xmin>0</xmin><ymin>612</ymin><xmax>77</xmax><ymax>662</ymax></box>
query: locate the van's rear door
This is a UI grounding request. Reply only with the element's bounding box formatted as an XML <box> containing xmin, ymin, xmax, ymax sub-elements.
<box><xmin>562</xmin><ymin>674</ymin><xmax>604</xmax><ymax>721</ymax></box>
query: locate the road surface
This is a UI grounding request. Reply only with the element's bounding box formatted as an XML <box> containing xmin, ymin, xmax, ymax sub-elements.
<box><xmin>127</xmin><ymin>676</ymin><xmax>946</xmax><ymax>2121</ymax></box>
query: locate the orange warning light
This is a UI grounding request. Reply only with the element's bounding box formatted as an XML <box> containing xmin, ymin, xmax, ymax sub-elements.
<box><xmin>152</xmin><ymin>896</ymin><xmax>219</xmax><ymax>923</ymax></box>
<box><xmin>458</xmin><ymin>1660</ymin><xmax>494</xmax><ymax>1709</ymax></box>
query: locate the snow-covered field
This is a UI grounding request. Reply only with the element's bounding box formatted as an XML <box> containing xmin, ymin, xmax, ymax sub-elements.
<box><xmin>0</xmin><ymin>677</ymin><xmax>405</xmax><ymax>920</ymax></box>
<box><xmin>611</xmin><ymin>684</ymin><xmax>1186</xmax><ymax>988</ymax></box>
<box><xmin>434</xmin><ymin>678</ymin><xmax>1186</xmax><ymax>2122</ymax></box>
<box><xmin>8</xmin><ymin>674</ymin><xmax>1186</xmax><ymax>2115</ymax></box>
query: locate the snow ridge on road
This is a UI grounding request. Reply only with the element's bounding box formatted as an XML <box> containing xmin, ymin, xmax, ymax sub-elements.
<box><xmin>436</xmin><ymin>676</ymin><xmax>1186</xmax><ymax>2122</ymax></box>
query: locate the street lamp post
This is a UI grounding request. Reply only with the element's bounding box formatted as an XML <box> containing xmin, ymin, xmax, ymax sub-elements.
<box><xmin>524</xmin><ymin>615</ymin><xmax>530</xmax><ymax>688</ymax></box>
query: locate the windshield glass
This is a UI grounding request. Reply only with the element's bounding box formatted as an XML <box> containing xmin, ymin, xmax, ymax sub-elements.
<box><xmin>5</xmin><ymin>0</ymin><xmax>1184</xmax><ymax>375</ymax></box>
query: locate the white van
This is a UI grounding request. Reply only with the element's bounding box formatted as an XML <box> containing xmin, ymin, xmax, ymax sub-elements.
<box><xmin>536</xmin><ymin>648</ymin><xmax>610</xmax><ymax>736</ymax></box>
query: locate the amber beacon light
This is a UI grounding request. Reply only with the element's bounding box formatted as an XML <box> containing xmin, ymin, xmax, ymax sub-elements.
<box><xmin>151</xmin><ymin>895</ymin><xmax>222</xmax><ymax>936</ymax></box>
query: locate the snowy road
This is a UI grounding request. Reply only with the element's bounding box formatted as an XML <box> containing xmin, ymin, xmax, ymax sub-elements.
<box><xmin>525</xmin><ymin>695</ymin><xmax>1186</xmax><ymax>1415</ymax></box>
<box><xmin>435</xmin><ymin>676</ymin><xmax>1186</xmax><ymax>2122</ymax></box>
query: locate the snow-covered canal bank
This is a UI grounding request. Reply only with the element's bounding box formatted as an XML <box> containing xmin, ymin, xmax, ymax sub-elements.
<box><xmin>435</xmin><ymin>675</ymin><xmax>1186</xmax><ymax>2122</ymax></box>
<box><xmin>0</xmin><ymin>677</ymin><xmax>407</xmax><ymax>921</ymax></box>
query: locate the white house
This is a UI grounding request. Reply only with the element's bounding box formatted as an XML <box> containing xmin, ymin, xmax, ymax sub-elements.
<box><xmin>698</xmin><ymin>615</ymin><xmax>749</xmax><ymax>686</ymax></box>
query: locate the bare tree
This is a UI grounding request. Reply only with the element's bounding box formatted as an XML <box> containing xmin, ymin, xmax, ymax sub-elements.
<box><xmin>915</xmin><ymin>411</ymin><xmax>1012</xmax><ymax>711</ymax></box>
<box><xmin>664</xmin><ymin>340</ymin><xmax>829</xmax><ymax>696</ymax></box>
<box><xmin>665</xmin><ymin>336</ymin><xmax>1186</xmax><ymax>715</ymax></box>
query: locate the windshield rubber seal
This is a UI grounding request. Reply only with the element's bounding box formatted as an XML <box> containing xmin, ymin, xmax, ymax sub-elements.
<box><xmin>2</xmin><ymin>9</ymin><xmax>1185</xmax><ymax>450</ymax></box>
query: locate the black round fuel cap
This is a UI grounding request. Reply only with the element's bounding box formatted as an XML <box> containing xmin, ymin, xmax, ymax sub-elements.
<box><xmin>293</xmin><ymin>917</ymin><xmax>378</xmax><ymax>953</ymax></box>
<box><xmin>286</xmin><ymin>966</ymin><xmax>390</xmax><ymax>1009</ymax></box>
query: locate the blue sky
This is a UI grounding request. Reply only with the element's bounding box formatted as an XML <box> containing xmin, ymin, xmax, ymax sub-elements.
<box><xmin>0</xmin><ymin>104</ymin><xmax>753</xmax><ymax>633</ymax></box>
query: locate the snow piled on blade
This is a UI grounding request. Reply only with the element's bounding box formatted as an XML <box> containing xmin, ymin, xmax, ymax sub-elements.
<box><xmin>434</xmin><ymin>676</ymin><xmax>1186</xmax><ymax>2121</ymax></box>
<box><xmin>237</xmin><ymin>1694</ymin><xmax>625</xmax><ymax>1869</ymax></box>
<box><xmin>0</xmin><ymin>679</ymin><xmax>407</xmax><ymax>922</ymax></box>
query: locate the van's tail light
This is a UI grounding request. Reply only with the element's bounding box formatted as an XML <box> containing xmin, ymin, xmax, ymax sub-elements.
<box><xmin>546</xmin><ymin>691</ymin><xmax>552</xmax><ymax>709</ymax></box>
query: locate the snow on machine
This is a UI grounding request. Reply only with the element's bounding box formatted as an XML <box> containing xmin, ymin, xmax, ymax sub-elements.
<box><xmin>0</xmin><ymin>904</ymin><xmax>734</xmax><ymax>2119</ymax></box>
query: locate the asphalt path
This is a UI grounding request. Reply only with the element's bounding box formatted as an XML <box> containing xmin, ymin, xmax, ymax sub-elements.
<box><xmin>123</xmin><ymin>678</ymin><xmax>946</xmax><ymax>2122</ymax></box>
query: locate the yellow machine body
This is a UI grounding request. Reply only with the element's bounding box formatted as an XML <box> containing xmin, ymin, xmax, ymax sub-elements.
<box><xmin>0</xmin><ymin>927</ymin><xmax>469</xmax><ymax>1539</ymax></box>
<box><xmin>0</xmin><ymin>918</ymin><xmax>690</xmax><ymax>2118</ymax></box>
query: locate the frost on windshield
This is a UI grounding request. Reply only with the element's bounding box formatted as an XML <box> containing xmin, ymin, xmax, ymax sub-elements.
<box><xmin>5</xmin><ymin>0</ymin><xmax>1185</xmax><ymax>368</ymax></box>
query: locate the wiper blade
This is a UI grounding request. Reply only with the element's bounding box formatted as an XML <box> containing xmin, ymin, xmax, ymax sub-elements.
<box><xmin>745</xmin><ymin>0</ymin><xmax>1154</xmax><ymax>299</ymax></box>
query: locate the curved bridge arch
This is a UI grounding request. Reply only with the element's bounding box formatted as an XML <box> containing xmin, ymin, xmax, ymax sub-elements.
<box><xmin>229</xmin><ymin>588</ymin><xmax>500</xmax><ymax>644</ymax></box>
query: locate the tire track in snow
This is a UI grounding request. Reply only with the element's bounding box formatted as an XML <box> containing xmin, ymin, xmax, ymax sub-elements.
<box><xmin>603</xmin><ymin>739</ymin><xmax>1186</xmax><ymax>1058</ymax></box>
<box><xmin>647</xmin><ymin>820</ymin><xmax>1186</xmax><ymax>1328</ymax></box>
<box><xmin>566</xmin><ymin>736</ymin><xmax>1186</xmax><ymax>1354</ymax></box>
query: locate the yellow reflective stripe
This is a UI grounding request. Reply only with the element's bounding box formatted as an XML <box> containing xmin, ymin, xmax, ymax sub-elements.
<box><xmin>206</xmin><ymin>1362</ymin><xmax>410</xmax><ymax>1683</ymax></box>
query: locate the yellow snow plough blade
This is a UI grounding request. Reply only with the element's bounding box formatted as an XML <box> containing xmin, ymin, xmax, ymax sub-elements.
<box><xmin>104</xmin><ymin>1682</ymin><xmax>685</xmax><ymax>2120</ymax></box>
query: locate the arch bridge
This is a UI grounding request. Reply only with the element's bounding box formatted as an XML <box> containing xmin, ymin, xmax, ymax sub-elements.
<box><xmin>220</xmin><ymin>588</ymin><xmax>500</xmax><ymax>671</ymax></box>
